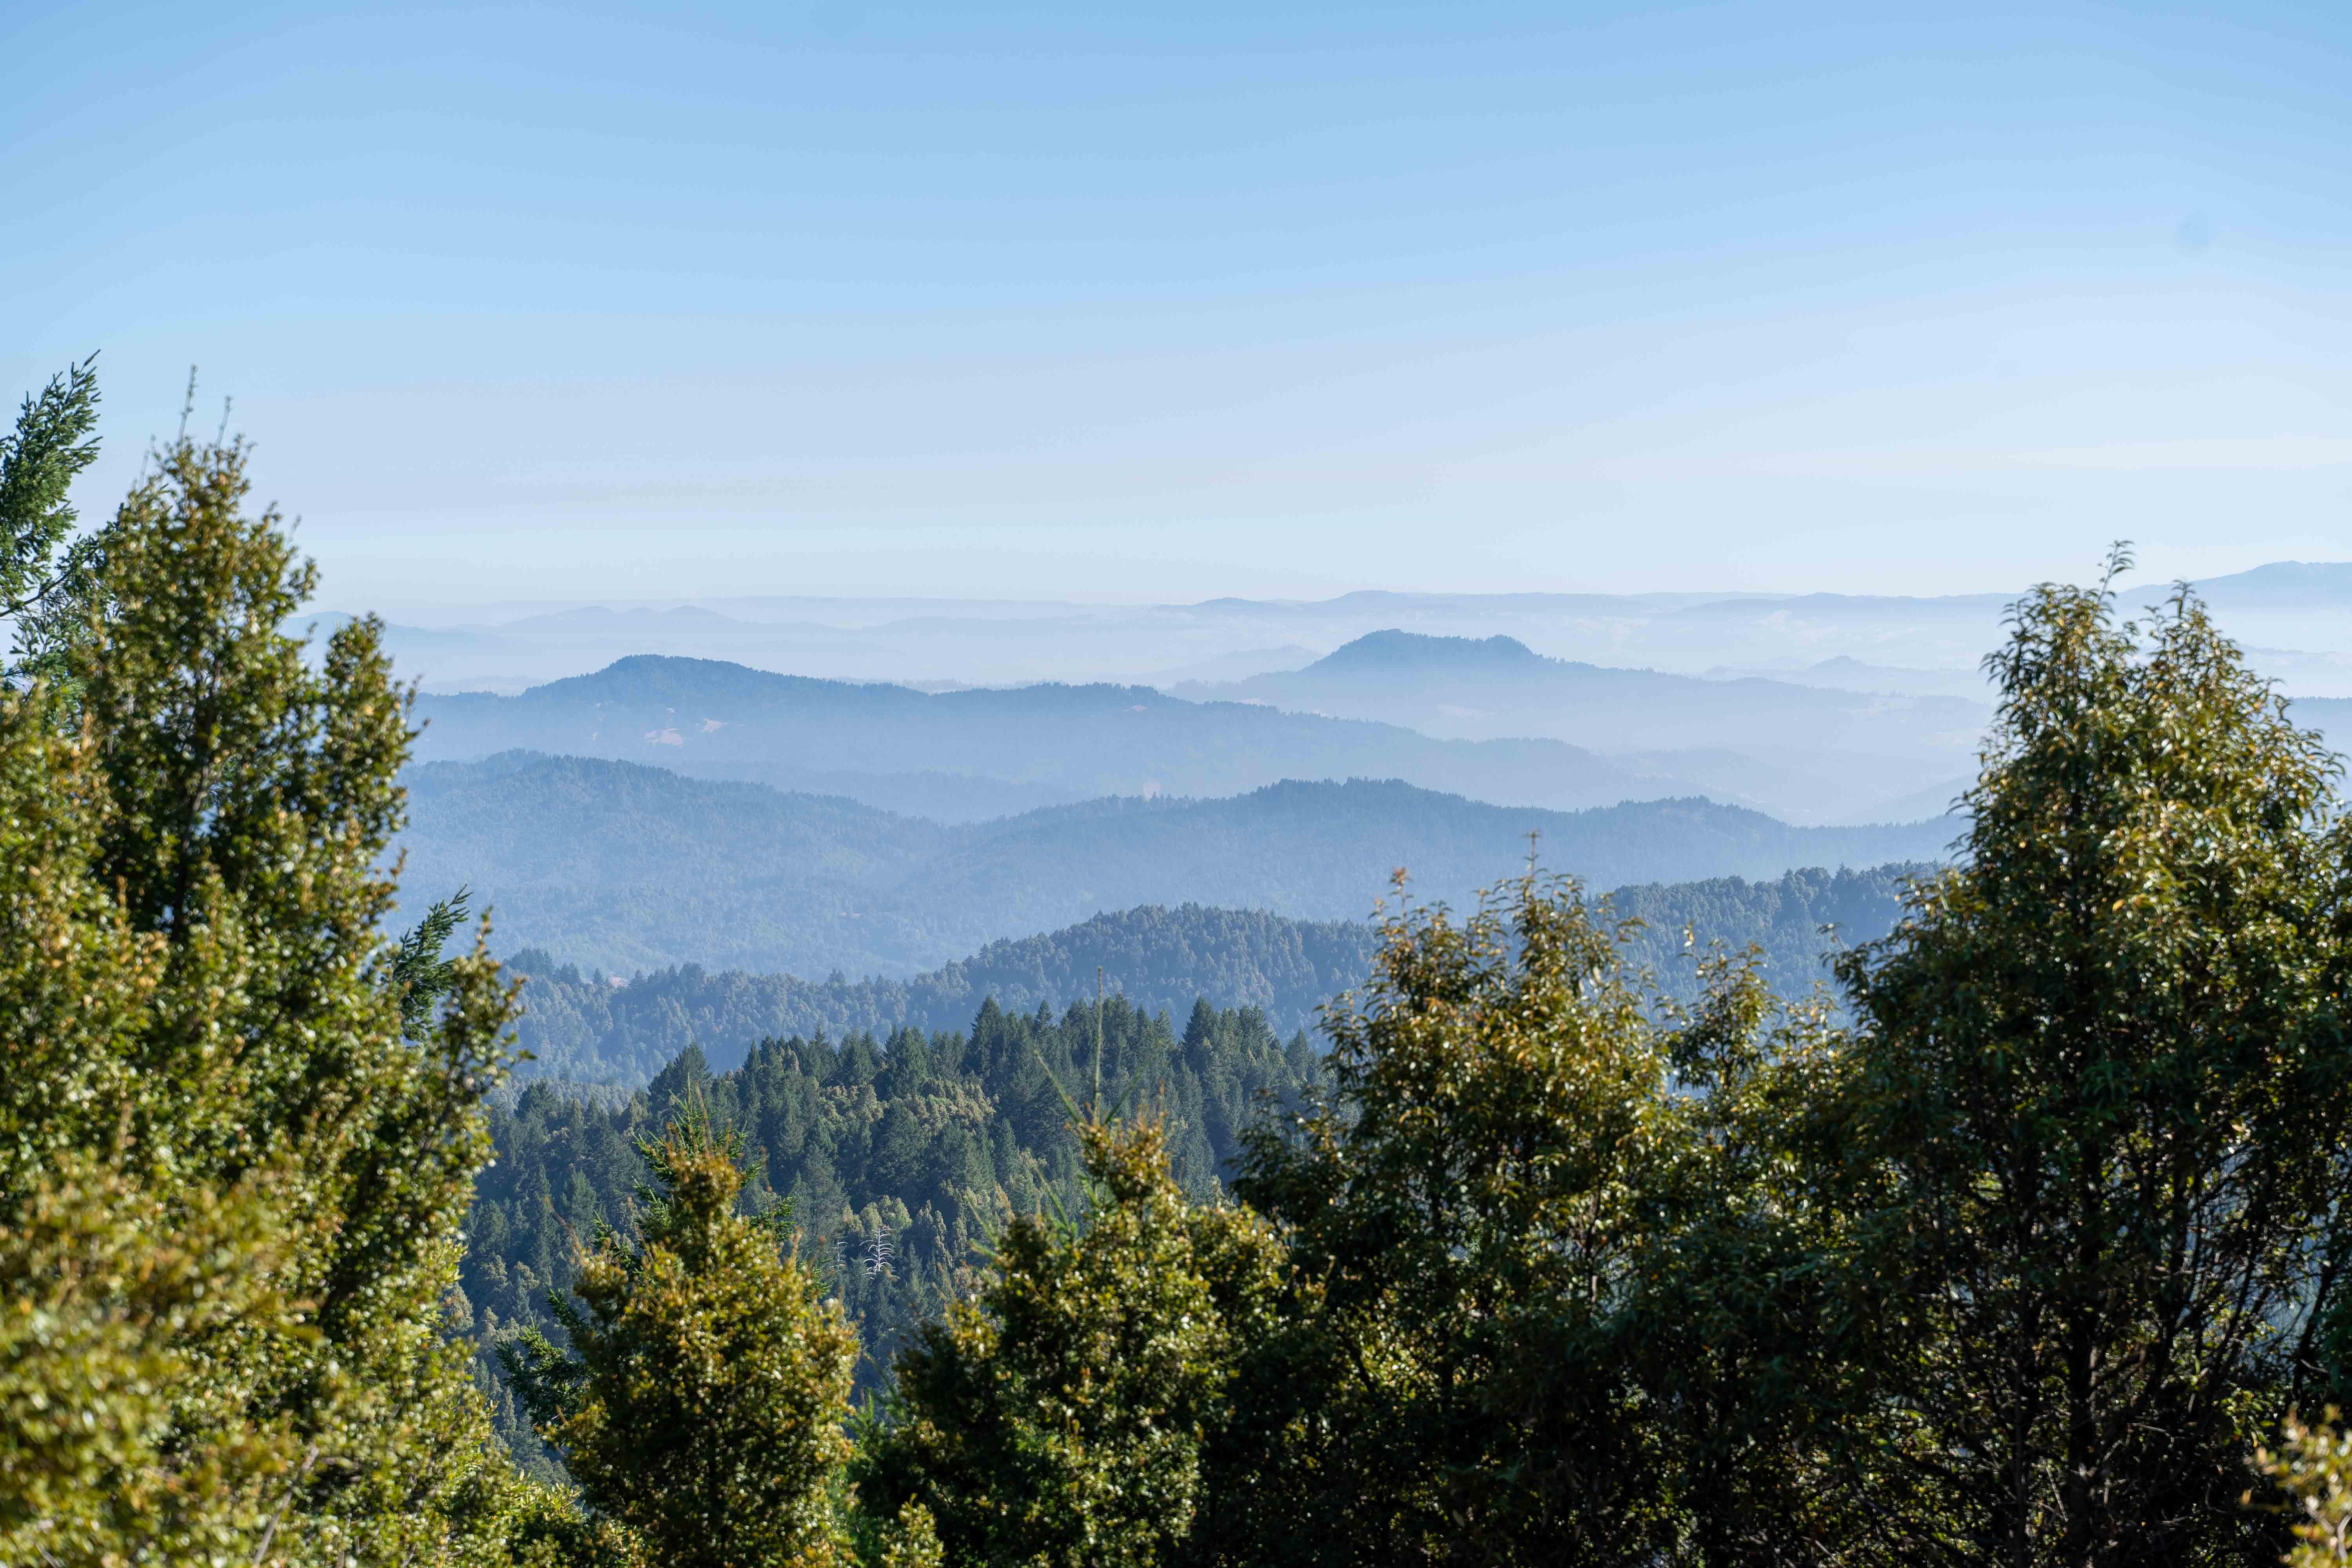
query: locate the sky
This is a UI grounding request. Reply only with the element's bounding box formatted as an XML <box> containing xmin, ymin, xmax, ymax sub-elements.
<box><xmin>5</xmin><ymin>0</ymin><xmax>2350</xmax><ymax>608</ymax></box>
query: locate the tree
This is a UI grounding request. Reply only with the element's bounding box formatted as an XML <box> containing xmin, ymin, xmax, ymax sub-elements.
<box><xmin>1</xmin><ymin>353</ymin><xmax>114</xmax><ymax>689</ymax></box>
<box><xmin>1230</xmin><ymin>871</ymin><xmax>1688</xmax><ymax>1565</ymax></box>
<box><xmin>2257</xmin><ymin>1412</ymin><xmax>2352</xmax><ymax>1568</ymax></box>
<box><xmin>397</xmin><ymin>884</ymin><xmax>478</xmax><ymax>1034</ymax></box>
<box><xmin>0</xmin><ymin>404</ymin><xmax>552</xmax><ymax>1563</ymax></box>
<box><xmin>508</xmin><ymin>1110</ymin><xmax>858</xmax><ymax>1568</ymax></box>
<box><xmin>858</xmin><ymin>1114</ymin><xmax>1287</xmax><ymax>1568</ymax></box>
<box><xmin>0</xmin><ymin>354</ymin><xmax>100</xmax><ymax>617</ymax></box>
<box><xmin>1826</xmin><ymin>550</ymin><xmax>2352</xmax><ymax>1566</ymax></box>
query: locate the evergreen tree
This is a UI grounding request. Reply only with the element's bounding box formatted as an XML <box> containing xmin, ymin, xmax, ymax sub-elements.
<box><xmin>0</xmin><ymin>403</ymin><xmax>554</xmax><ymax>1563</ymax></box>
<box><xmin>0</xmin><ymin>354</ymin><xmax>102</xmax><ymax>665</ymax></box>
<box><xmin>1232</xmin><ymin>871</ymin><xmax>1687</xmax><ymax>1565</ymax></box>
<box><xmin>470</xmin><ymin>997</ymin><xmax>1318</xmax><ymax>1407</ymax></box>
<box><xmin>2258</xmin><ymin>1412</ymin><xmax>2352</xmax><ymax>1568</ymax></box>
<box><xmin>507</xmin><ymin>1111</ymin><xmax>858</xmax><ymax>1568</ymax></box>
<box><xmin>858</xmin><ymin>1114</ymin><xmax>1285</xmax><ymax>1568</ymax></box>
<box><xmin>1825</xmin><ymin>552</ymin><xmax>2352</xmax><ymax>1565</ymax></box>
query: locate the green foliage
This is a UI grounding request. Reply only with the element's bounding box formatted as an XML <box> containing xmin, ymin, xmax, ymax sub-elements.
<box><xmin>2259</xmin><ymin>1411</ymin><xmax>2352</xmax><ymax>1567</ymax></box>
<box><xmin>824</xmin><ymin>554</ymin><xmax>2352</xmax><ymax>1567</ymax></box>
<box><xmin>398</xmin><ymin>884</ymin><xmax>478</xmax><ymax>1034</ymax></box>
<box><xmin>844</xmin><ymin>877</ymin><xmax>1854</xmax><ymax>1568</ymax></box>
<box><xmin>499</xmin><ymin>902</ymin><xmax>1376</xmax><ymax>1085</ymax></box>
<box><xmin>0</xmin><ymin>1155</ymin><xmax>301</xmax><ymax>1564</ymax></box>
<box><xmin>1825</xmin><ymin>551</ymin><xmax>2352</xmax><ymax>1563</ymax></box>
<box><xmin>0</xmin><ymin>399</ymin><xmax>561</xmax><ymax>1564</ymax></box>
<box><xmin>537</xmin><ymin>1112</ymin><xmax>858</xmax><ymax>1568</ymax></box>
<box><xmin>468</xmin><ymin>995</ymin><xmax>1318</xmax><ymax>1432</ymax></box>
<box><xmin>0</xmin><ymin>353</ymin><xmax>101</xmax><ymax>616</ymax></box>
<box><xmin>870</xmin><ymin>1500</ymin><xmax>944</xmax><ymax>1568</ymax></box>
<box><xmin>3</xmin><ymin>354</ymin><xmax>127</xmax><ymax>696</ymax></box>
<box><xmin>1232</xmin><ymin>871</ymin><xmax>1694</xmax><ymax>1564</ymax></box>
<box><xmin>857</xmin><ymin>1115</ymin><xmax>1282</xmax><ymax>1568</ymax></box>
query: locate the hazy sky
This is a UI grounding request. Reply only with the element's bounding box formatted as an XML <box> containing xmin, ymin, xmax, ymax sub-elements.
<box><xmin>7</xmin><ymin>1</ymin><xmax>2350</xmax><ymax>608</ymax></box>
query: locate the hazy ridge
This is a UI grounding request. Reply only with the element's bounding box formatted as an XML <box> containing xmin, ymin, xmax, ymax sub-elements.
<box><xmin>398</xmin><ymin>751</ymin><xmax>1956</xmax><ymax>978</ymax></box>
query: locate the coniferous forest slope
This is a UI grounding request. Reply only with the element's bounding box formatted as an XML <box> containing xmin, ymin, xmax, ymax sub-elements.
<box><xmin>396</xmin><ymin>750</ymin><xmax>1956</xmax><ymax>977</ymax></box>
<box><xmin>499</xmin><ymin>863</ymin><xmax>1927</xmax><ymax>1085</ymax></box>
<box><xmin>466</xmin><ymin>995</ymin><xmax>1322</xmax><ymax>1450</ymax></box>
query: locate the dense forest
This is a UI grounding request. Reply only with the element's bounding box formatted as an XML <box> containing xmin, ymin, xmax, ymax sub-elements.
<box><xmin>464</xmin><ymin>994</ymin><xmax>1321</xmax><ymax>1473</ymax></box>
<box><xmin>16</xmin><ymin>360</ymin><xmax>2352</xmax><ymax>1567</ymax></box>
<box><xmin>501</xmin><ymin>865</ymin><xmax>1926</xmax><ymax>1084</ymax></box>
<box><xmin>398</xmin><ymin>746</ymin><xmax>1953</xmax><ymax>976</ymax></box>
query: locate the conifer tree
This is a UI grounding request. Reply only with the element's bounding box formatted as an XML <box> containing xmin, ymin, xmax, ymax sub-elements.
<box><xmin>509</xmin><ymin>1110</ymin><xmax>858</xmax><ymax>1568</ymax></box>
<box><xmin>858</xmin><ymin>1114</ymin><xmax>1286</xmax><ymax>1568</ymax></box>
<box><xmin>0</xmin><ymin>396</ymin><xmax>553</xmax><ymax>1563</ymax></box>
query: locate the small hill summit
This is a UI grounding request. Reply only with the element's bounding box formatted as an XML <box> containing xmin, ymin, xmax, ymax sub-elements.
<box><xmin>1307</xmin><ymin>629</ymin><xmax>1550</xmax><ymax>674</ymax></box>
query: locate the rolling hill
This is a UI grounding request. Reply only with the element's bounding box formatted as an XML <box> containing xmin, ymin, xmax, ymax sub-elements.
<box><xmin>1177</xmin><ymin>630</ymin><xmax>1985</xmax><ymax>821</ymax></box>
<box><xmin>407</xmin><ymin>655</ymin><xmax>1918</xmax><ymax>824</ymax></box>
<box><xmin>396</xmin><ymin>751</ymin><xmax>1957</xmax><ymax>978</ymax></box>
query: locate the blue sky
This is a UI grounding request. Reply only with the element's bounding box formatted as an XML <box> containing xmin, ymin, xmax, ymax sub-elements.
<box><xmin>5</xmin><ymin>1</ymin><xmax>2349</xmax><ymax>607</ymax></box>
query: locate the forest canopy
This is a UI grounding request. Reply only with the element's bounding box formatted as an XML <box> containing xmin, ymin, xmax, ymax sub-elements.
<box><xmin>497</xmin><ymin>863</ymin><xmax>1925</xmax><ymax>1085</ymax></box>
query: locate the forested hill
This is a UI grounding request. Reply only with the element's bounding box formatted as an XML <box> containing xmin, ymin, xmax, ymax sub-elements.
<box><xmin>502</xmin><ymin>866</ymin><xmax>1929</xmax><ymax>1085</ymax></box>
<box><xmin>466</xmin><ymin>995</ymin><xmax>1322</xmax><ymax>1450</ymax></box>
<box><xmin>408</xmin><ymin>653</ymin><xmax>1820</xmax><ymax>821</ymax></box>
<box><xmin>399</xmin><ymin>750</ymin><xmax>1955</xmax><ymax>977</ymax></box>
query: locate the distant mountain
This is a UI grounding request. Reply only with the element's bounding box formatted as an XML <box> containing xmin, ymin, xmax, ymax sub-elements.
<box><xmin>896</xmin><ymin>780</ymin><xmax>1951</xmax><ymax>941</ymax></box>
<box><xmin>1305</xmin><ymin>629</ymin><xmax>1548</xmax><ymax>673</ymax></box>
<box><xmin>2129</xmin><ymin>561</ymin><xmax>2352</xmax><ymax>612</ymax></box>
<box><xmin>1702</xmin><ymin>656</ymin><xmax>1992</xmax><ymax>700</ymax></box>
<box><xmin>411</xmin><ymin>655</ymin><xmax>1749</xmax><ymax>822</ymax></box>
<box><xmin>1188</xmin><ymin>628</ymin><xmax>1985</xmax><ymax>751</ymax></box>
<box><xmin>334</xmin><ymin>561</ymin><xmax>2352</xmax><ymax>706</ymax></box>
<box><xmin>1175</xmin><ymin>630</ymin><xmax>1986</xmax><ymax>822</ymax></box>
<box><xmin>500</xmin><ymin>866</ymin><xmax>1933</xmax><ymax>1086</ymax></box>
<box><xmin>395</xmin><ymin>752</ymin><xmax>1957</xmax><ymax>979</ymax></box>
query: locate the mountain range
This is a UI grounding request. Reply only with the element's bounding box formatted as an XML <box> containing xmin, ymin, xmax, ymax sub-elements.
<box><xmin>410</xmin><ymin>648</ymin><xmax>1969</xmax><ymax>824</ymax></box>
<box><xmin>1176</xmin><ymin>630</ymin><xmax>1983</xmax><ymax>819</ymax></box>
<box><xmin>396</xmin><ymin>751</ymin><xmax>1957</xmax><ymax>980</ymax></box>
<box><xmin>409</xmin><ymin>656</ymin><xmax>1719</xmax><ymax>821</ymax></box>
<box><xmin>349</xmin><ymin>559</ymin><xmax>2352</xmax><ymax>702</ymax></box>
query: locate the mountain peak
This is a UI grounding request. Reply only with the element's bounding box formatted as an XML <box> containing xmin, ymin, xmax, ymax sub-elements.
<box><xmin>1310</xmin><ymin>629</ymin><xmax>1544</xmax><ymax>673</ymax></box>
